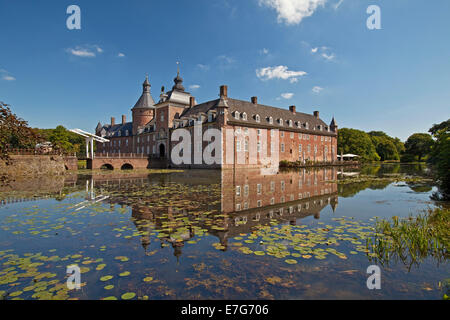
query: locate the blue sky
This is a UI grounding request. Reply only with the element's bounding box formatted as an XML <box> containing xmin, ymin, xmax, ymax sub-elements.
<box><xmin>1</xmin><ymin>0</ymin><xmax>449</xmax><ymax>141</ymax></box>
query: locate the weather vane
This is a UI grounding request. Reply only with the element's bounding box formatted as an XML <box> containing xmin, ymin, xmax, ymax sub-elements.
<box><xmin>176</xmin><ymin>61</ymin><xmax>180</xmax><ymax>75</ymax></box>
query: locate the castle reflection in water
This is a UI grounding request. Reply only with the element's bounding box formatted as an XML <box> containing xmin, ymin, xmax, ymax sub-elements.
<box><xmin>68</xmin><ymin>167</ymin><xmax>338</xmax><ymax>259</ymax></box>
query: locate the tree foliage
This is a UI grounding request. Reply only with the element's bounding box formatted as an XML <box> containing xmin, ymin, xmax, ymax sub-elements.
<box><xmin>37</xmin><ymin>126</ymin><xmax>85</xmax><ymax>155</ymax></box>
<box><xmin>428</xmin><ymin>119</ymin><xmax>450</xmax><ymax>200</ymax></box>
<box><xmin>403</xmin><ymin>133</ymin><xmax>434</xmax><ymax>161</ymax></box>
<box><xmin>338</xmin><ymin>128</ymin><xmax>380</xmax><ymax>161</ymax></box>
<box><xmin>0</xmin><ymin>102</ymin><xmax>41</xmax><ymax>161</ymax></box>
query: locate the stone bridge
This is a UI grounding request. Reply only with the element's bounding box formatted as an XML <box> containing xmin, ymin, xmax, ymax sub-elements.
<box><xmin>87</xmin><ymin>153</ymin><xmax>150</xmax><ymax>170</ymax></box>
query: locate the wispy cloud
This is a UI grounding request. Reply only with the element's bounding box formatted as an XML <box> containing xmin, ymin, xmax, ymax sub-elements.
<box><xmin>281</xmin><ymin>92</ymin><xmax>294</xmax><ymax>99</ymax></box>
<box><xmin>189</xmin><ymin>84</ymin><xmax>200</xmax><ymax>90</ymax></box>
<box><xmin>312</xmin><ymin>86</ymin><xmax>323</xmax><ymax>93</ymax></box>
<box><xmin>333</xmin><ymin>0</ymin><xmax>344</xmax><ymax>10</ymax></box>
<box><xmin>259</xmin><ymin>0</ymin><xmax>327</xmax><ymax>25</ymax></box>
<box><xmin>217</xmin><ymin>55</ymin><xmax>235</xmax><ymax>64</ymax></box>
<box><xmin>304</xmin><ymin>42</ymin><xmax>337</xmax><ymax>62</ymax></box>
<box><xmin>66</xmin><ymin>45</ymin><xmax>104</xmax><ymax>58</ymax></box>
<box><xmin>197</xmin><ymin>64</ymin><xmax>210</xmax><ymax>71</ymax></box>
<box><xmin>0</xmin><ymin>69</ymin><xmax>16</xmax><ymax>81</ymax></box>
<box><xmin>260</xmin><ymin>48</ymin><xmax>270</xmax><ymax>55</ymax></box>
<box><xmin>216</xmin><ymin>55</ymin><xmax>235</xmax><ymax>70</ymax></box>
<box><xmin>256</xmin><ymin>65</ymin><xmax>307</xmax><ymax>83</ymax></box>
<box><xmin>117</xmin><ymin>52</ymin><xmax>126</xmax><ymax>58</ymax></box>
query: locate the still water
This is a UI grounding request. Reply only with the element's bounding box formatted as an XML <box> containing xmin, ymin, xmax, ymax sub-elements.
<box><xmin>0</xmin><ymin>164</ymin><xmax>448</xmax><ymax>300</ymax></box>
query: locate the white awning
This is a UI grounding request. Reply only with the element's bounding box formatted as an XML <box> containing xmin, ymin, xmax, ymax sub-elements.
<box><xmin>337</xmin><ymin>154</ymin><xmax>359</xmax><ymax>158</ymax></box>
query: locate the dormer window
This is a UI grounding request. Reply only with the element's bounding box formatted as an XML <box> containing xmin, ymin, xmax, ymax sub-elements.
<box><xmin>268</xmin><ymin>116</ymin><xmax>273</xmax><ymax>124</ymax></box>
<box><xmin>235</xmin><ymin>111</ymin><xmax>240</xmax><ymax>120</ymax></box>
<box><xmin>242</xmin><ymin>112</ymin><xmax>247</xmax><ymax>121</ymax></box>
<box><xmin>125</xmin><ymin>130</ymin><xmax>129</xmax><ymax>136</ymax></box>
<box><xmin>279</xmin><ymin>118</ymin><xmax>283</xmax><ymax>126</ymax></box>
<box><xmin>305</xmin><ymin>122</ymin><xmax>309</xmax><ymax>129</ymax></box>
<box><xmin>255</xmin><ymin>114</ymin><xmax>260</xmax><ymax>123</ymax></box>
<box><xmin>288</xmin><ymin>120</ymin><xmax>293</xmax><ymax>127</ymax></box>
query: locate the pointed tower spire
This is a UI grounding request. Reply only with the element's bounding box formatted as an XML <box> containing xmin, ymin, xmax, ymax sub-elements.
<box><xmin>143</xmin><ymin>73</ymin><xmax>151</xmax><ymax>93</ymax></box>
<box><xmin>172</xmin><ymin>63</ymin><xmax>185</xmax><ymax>92</ymax></box>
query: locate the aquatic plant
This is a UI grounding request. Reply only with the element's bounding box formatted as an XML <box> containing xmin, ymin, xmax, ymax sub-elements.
<box><xmin>367</xmin><ymin>207</ymin><xmax>449</xmax><ymax>269</ymax></box>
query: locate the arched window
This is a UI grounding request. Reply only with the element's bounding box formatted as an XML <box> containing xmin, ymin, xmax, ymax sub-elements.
<box><xmin>268</xmin><ymin>116</ymin><xmax>273</xmax><ymax>124</ymax></box>
<box><xmin>242</xmin><ymin>112</ymin><xmax>247</xmax><ymax>121</ymax></box>
<box><xmin>288</xmin><ymin>120</ymin><xmax>293</xmax><ymax>127</ymax></box>
<box><xmin>255</xmin><ymin>114</ymin><xmax>260</xmax><ymax>122</ymax></box>
<box><xmin>235</xmin><ymin>111</ymin><xmax>240</xmax><ymax>120</ymax></box>
<box><xmin>279</xmin><ymin>118</ymin><xmax>283</xmax><ymax>126</ymax></box>
<box><xmin>305</xmin><ymin>122</ymin><xmax>309</xmax><ymax>129</ymax></box>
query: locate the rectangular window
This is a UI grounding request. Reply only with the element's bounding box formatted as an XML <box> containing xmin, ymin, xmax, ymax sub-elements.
<box><xmin>281</xmin><ymin>181</ymin><xmax>285</xmax><ymax>191</ymax></box>
<box><xmin>236</xmin><ymin>186</ymin><xmax>241</xmax><ymax>196</ymax></box>
<box><xmin>257</xmin><ymin>184</ymin><xmax>262</xmax><ymax>195</ymax></box>
<box><xmin>281</xmin><ymin>143</ymin><xmax>285</xmax><ymax>152</ymax></box>
<box><xmin>236</xmin><ymin>140</ymin><xmax>241</xmax><ymax>152</ymax></box>
<box><xmin>244</xmin><ymin>185</ymin><xmax>249</xmax><ymax>197</ymax></box>
<box><xmin>270</xmin><ymin>181</ymin><xmax>275</xmax><ymax>192</ymax></box>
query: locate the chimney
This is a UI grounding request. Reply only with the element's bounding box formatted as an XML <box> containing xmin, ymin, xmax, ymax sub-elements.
<box><xmin>220</xmin><ymin>85</ymin><xmax>228</xmax><ymax>98</ymax></box>
<box><xmin>190</xmin><ymin>96</ymin><xmax>196</xmax><ymax>108</ymax></box>
<box><xmin>313</xmin><ymin>111</ymin><xmax>319</xmax><ymax>119</ymax></box>
<box><xmin>111</xmin><ymin>117</ymin><xmax>116</xmax><ymax>126</ymax></box>
<box><xmin>251</xmin><ymin>96</ymin><xmax>258</xmax><ymax>105</ymax></box>
<box><xmin>122</xmin><ymin>115</ymin><xmax>126</xmax><ymax>124</ymax></box>
<box><xmin>289</xmin><ymin>105</ymin><xmax>296</xmax><ymax>114</ymax></box>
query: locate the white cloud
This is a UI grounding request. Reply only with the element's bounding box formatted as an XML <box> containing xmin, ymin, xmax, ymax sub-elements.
<box><xmin>281</xmin><ymin>93</ymin><xmax>294</xmax><ymax>99</ymax></box>
<box><xmin>217</xmin><ymin>55</ymin><xmax>235</xmax><ymax>64</ymax></box>
<box><xmin>260</xmin><ymin>48</ymin><xmax>269</xmax><ymax>55</ymax></box>
<box><xmin>2</xmin><ymin>75</ymin><xmax>16</xmax><ymax>81</ymax></box>
<box><xmin>0</xmin><ymin>69</ymin><xmax>15</xmax><ymax>81</ymax></box>
<box><xmin>308</xmin><ymin>44</ymin><xmax>337</xmax><ymax>62</ymax></box>
<box><xmin>189</xmin><ymin>84</ymin><xmax>201</xmax><ymax>90</ymax></box>
<box><xmin>333</xmin><ymin>0</ymin><xmax>344</xmax><ymax>10</ymax></box>
<box><xmin>197</xmin><ymin>64</ymin><xmax>210</xmax><ymax>71</ymax></box>
<box><xmin>256</xmin><ymin>65</ymin><xmax>307</xmax><ymax>83</ymax></box>
<box><xmin>259</xmin><ymin>0</ymin><xmax>327</xmax><ymax>25</ymax></box>
<box><xmin>312</xmin><ymin>86</ymin><xmax>323</xmax><ymax>93</ymax></box>
<box><xmin>321</xmin><ymin>52</ymin><xmax>335</xmax><ymax>61</ymax></box>
<box><xmin>66</xmin><ymin>45</ymin><xmax>103</xmax><ymax>58</ymax></box>
<box><xmin>117</xmin><ymin>53</ymin><xmax>126</xmax><ymax>57</ymax></box>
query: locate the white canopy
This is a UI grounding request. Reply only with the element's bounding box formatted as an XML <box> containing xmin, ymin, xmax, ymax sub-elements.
<box><xmin>337</xmin><ymin>154</ymin><xmax>359</xmax><ymax>158</ymax></box>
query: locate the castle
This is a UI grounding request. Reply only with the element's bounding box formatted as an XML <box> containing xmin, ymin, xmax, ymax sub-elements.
<box><xmin>95</xmin><ymin>73</ymin><xmax>338</xmax><ymax>168</ymax></box>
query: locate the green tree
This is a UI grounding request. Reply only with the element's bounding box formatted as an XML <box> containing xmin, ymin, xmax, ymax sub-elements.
<box><xmin>370</xmin><ymin>135</ymin><xmax>399</xmax><ymax>161</ymax></box>
<box><xmin>338</xmin><ymin>128</ymin><xmax>380</xmax><ymax>161</ymax></box>
<box><xmin>368</xmin><ymin>131</ymin><xmax>404</xmax><ymax>160</ymax></box>
<box><xmin>404</xmin><ymin>133</ymin><xmax>434</xmax><ymax>161</ymax></box>
<box><xmin>0</xmin><ymin>102</ymin><xmax>41</xmax><ymax>161</ymax></box>
<box><xmin>428</xmin><ymin>119</ymin><xmax>450</xmax><ymax>200</ymax></box>
<box><xmin>37</xmin><ymin>126</ymin><xmax>85</xmax><ymax>155</ymax></box>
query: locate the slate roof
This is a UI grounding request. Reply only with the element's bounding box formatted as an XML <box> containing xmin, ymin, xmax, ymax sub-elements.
<box><xmin>99</xmin><ymin>122</ymin><xmax>133</xmax><ymax>138</ymax></box>
<box><xmin>179</xmin><ymin>97</ymin><xmax>336</xmax><ymax>135</ymax></box>
<box><xmin>132</xmin><ymin>76</ymin><xmax>156</xmax><ymax>110</ymax></box>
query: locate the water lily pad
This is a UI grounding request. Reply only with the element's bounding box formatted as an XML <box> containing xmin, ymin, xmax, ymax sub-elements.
<box><xmin>121</xmin><ymin>292</ymin><xmax>136</xmax><ymax>300</ymax></box>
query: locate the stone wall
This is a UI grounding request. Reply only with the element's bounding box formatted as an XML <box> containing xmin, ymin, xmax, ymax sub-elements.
<box><xmin>0</xmin><ymin>155</ymin><xmax>67</xmax><ymax>177</ymax></box>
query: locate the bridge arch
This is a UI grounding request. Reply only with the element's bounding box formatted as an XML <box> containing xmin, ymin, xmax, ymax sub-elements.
<box><xmin>100</xmin><ymin>163</ymin><xmax>114</xmax><ymax>170</ymax></box>
<box><xmin>121</xmin><ymin>163</ymin><xmax>134</xmax><ymax>170</ymax></box>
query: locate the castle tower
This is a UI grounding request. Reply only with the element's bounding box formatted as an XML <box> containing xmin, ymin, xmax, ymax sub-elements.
<box><xmin>132</xmin><ymin>75</ymin><xmax>155</xmax><ymax>135</ymax></box>
<box><xmin>330</xmin><ymin>117</ymin><xmax>338</xmax><ymax>133</ymax></box>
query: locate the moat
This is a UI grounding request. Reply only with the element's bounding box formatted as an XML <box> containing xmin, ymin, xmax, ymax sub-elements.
<box><xmin>0</xmin><ymin>164</ymin><xmax>448</xmax><ymax>300</ymax></box>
